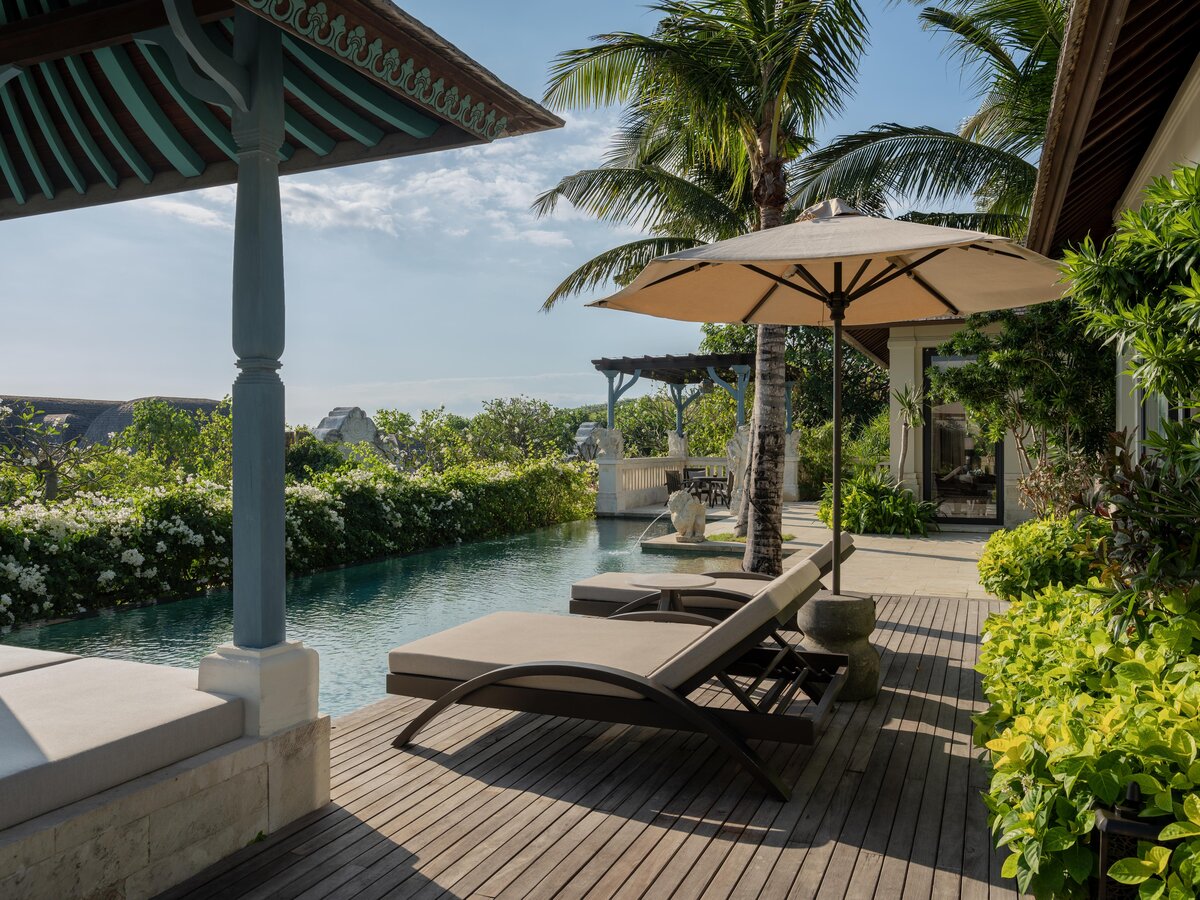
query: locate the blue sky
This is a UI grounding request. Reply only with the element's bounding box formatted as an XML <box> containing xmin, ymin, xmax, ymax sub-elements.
<box><xmin>2</xmin><ymin>1</ymin><xmax>978</xmax><ymax>426</ymax></box>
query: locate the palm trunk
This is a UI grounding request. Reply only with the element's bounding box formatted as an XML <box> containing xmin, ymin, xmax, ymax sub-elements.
<box><xmin>743</xmin><ymin>322</ymin><xmax>787</xmax><ymax>574</ymax></box>
<box><xmin>897</xmin><ymin>427</ymin><xmax>909</xmax><ymax>487</ymax></box>
<box><xmin>741</xmin><ymin>153</ymin><xmax>789</xmax><ymax>576</ymax></box>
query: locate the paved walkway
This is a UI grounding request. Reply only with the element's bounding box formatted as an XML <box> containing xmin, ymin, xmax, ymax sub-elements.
<box><xmin>641</xmin><ymin>502</ymin><xmax>994</xmax><ymax>600</ymax></box>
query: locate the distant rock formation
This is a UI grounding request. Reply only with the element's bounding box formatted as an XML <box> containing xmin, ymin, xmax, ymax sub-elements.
<box><xmin>0</xmin><ymin>395</ymin><xmax>221</xmax><ymax>446</ymax></box>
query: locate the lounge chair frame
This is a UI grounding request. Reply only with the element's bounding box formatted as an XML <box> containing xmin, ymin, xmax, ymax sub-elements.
<box><xmin>389</xmin><ymin>591</ymin><xmax>847</xmax><ymax>800</ymax></box>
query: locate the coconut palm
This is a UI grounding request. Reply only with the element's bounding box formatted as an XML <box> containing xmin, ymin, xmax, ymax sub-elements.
<box><xmin>543</xmin><ymin>0</ymin><xmax>869</xmax><ymax>574</ymax></box>
<box><xmin>792</xmin><ymin>0</ymin><xmax>1067</xmax><ymax>235</ymax></box>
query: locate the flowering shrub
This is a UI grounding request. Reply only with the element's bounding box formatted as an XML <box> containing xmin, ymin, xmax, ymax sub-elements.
<box><xmin>0</xmin><ymin>459</ymin><xmax>593</xmax><ymax>630</ymax></box>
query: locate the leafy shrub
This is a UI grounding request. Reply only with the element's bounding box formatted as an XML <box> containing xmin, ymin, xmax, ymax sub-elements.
<box><xmin>978</xmin><ymin>516</ymin><xmax>1111</xmax><ymax>601</ymax></box>
<box><xmin>975</xmin><ymin>583</ymin><xmax>1200</xmax><ymax>898</ymax></box>
<box><xmin>1019</xmin><ymin>449</ymin><xmax>1100</xmax><ymax>518</ymax></box>
<box><xmin>817</xmin><ymin>467</ymin><xmax>939</xmax><ymax>536</ymax></box>
<box><xmin>285</xmin><ymin>434</ymin><xmax>344</xmax><ymax>482</ymax></box>
<box><xmin>0</xmin><ymin>459</ymin><xmax>594</xmax><ymax>630</ymax></box>
<box><xmin>795</xmin><ymin>421</ymin><xmax>833</xmax><ymax>500</ymax></box>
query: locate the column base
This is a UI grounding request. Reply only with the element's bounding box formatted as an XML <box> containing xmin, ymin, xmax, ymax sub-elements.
<box><xmin>796</xmin><ymin>592</ymin><xmax>880</xmax><ymax>700</ymax></box>
<box><xmin>199</xmin><ymin>640</ymin><xmax>319</xmax><ymax>737</ymax></box>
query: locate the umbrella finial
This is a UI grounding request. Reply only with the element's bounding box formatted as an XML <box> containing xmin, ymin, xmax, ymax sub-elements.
<box><xmin>797</xmin><ymin>198</ymin><xmax>862</xmax><ymax>221</ymax></box>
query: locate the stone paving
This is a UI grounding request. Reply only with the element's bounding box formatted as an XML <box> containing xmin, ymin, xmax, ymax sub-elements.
<box><xmin>641</xmin><ymin>501</ymin><xmax>995</xmax><ymax>600</ymax></box>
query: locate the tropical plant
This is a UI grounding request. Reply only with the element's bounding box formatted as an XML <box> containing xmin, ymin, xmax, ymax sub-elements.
<box><xmin>1066</xmin><ymin>163</ymin><xmax>1200</xmax><ymax>409</ymax></box>
<box><xmin>975</xmin><ymin>582</ymin><xmax>1200</xmax><ymax>898</ymax></box>
<box><xmin>817</xmin><ymin>466</ymin><xmax>939</xmax><ymax>536</ymax></box>
<box><xmin>1018</xmin><ymin>447</ymin><xmax>1098</xmax><ymax>518</ymax></box>
<box><xmin>927</xmin><ymin>302</ymin><xmax>1115</xmax><ymax>481</ymax></box>
<box><xmin>374</xmin><ymin>407</ymin><xmax>472</xmax><ymax>473</ymax></box>
<box><xmin>285</xmin><ymin>433</ymin><xmax>345</xmax><ymax>483</ymax></box>
<box><xmin>793</xmin><ymin>0</ymin><xmax>1067</xmax><ymax>233</ymax></box>
<box><xmin>977</xmin><ymin>515</ymin><xmax>1110</xmax><ymax>601</ymax></box>
<box><xmin>892</xmin><ymin>384</ymin><xmax>924</xmax><ymax>487</ymax></box>
<box><xmin>543</xmin><ymin>0</ymin><xmax>869</xmax><ymax>575</ymax></box>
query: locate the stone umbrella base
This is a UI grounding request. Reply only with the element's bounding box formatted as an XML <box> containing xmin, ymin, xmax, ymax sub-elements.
<box><xmin>795</xmin><ymin>591</ymin><xmax>880</xmax><ymax>700</ymax></box>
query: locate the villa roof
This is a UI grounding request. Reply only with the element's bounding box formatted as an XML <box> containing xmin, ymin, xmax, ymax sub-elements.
<box><xmin>1026</xmin><ymin>0</ymin><xmax>1200</xmax><ymax>255</ymax></box>
<box><xmin>0</xmin><ymin>0</ymin><xmax>563</xmax><ymax>220</ymax></box>
<box><xmin>592</xmin><ymin>353</ymin><xmax>804</xmax><ymax>384</ymax></box>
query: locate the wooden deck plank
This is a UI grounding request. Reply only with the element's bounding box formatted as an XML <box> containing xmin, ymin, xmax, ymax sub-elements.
<box><xmin>161</xmin><ymin>593</ymin><xmax>1016</xmax><ymax>900</ymax></box>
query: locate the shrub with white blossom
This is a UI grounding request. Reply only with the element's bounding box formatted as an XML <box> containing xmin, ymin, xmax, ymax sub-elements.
<box><xmin>0</xmin><ymin>458</ymin><xmax>593</xmax><ymax>630</ymax></box>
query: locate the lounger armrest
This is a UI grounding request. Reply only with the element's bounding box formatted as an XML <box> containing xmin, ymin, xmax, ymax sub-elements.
<box><xmin>702</xmin><ymin>570</ymin><xmax>773</xmax><ymax>582</ymax></box>
<box><xmin>611</xmin><ymin>591</ymin><xmax>668</xmax><ymax>616</ymax></box>
<box><xmin>610</xmin><ymin>611</ymin><xmax>721</xmax><ymax>626</ymax></box>
<box><xmin>677</xmin><ymin>587</ymin><xmax>766</xmax><ymax>603</ymax></box>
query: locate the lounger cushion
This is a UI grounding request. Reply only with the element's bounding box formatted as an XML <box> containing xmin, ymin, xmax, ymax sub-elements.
<box><xmin>650</xmin><ymin>559</ymin><xmax>822</xmax><ymax>690</ymax></box>
<box><xmin>0</xmin><ymin>645</ymin><xmax>79</xmax><ymax>677</ymax></box>
<box><xmin>0</xmin><ymin>658</ymin><xmax>244</xmax><ymax>831</ymax></box>
<box><xmin>388</xmin><ymin>611</ymin><xmax>711</xmax><ymax>698</ymax></box>
<box><xmin>570</xmin><ymin>572</ymin><xmax>752</xmax><ymax>610</ymax></box>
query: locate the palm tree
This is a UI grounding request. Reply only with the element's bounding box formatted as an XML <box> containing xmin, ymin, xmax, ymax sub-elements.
<box><xmin>792</xmin><ymin>0</ymin><xmax>1066</xmax><ymax>235</ymax></box>
<box><xmin>544</xmin><ymin>0</ymin><xmax>868</xmax><ymax>575</ymax></box>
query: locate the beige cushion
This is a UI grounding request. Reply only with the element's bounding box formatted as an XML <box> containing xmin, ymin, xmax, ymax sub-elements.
<box><xmin>650</xmin><ymin>560</ymin><xmax>821</xmax><ymax>690</ymax></box>
<box><xmin>388</xmin><ymin>611</ymin><xmax>710</xmax><ymax>698</ymax></box>
<box><xmin>570</xmin><ymin>572</ymin><xmax>659</xmax><ymax>605</ymax></box>
<box><xmin>0</xmin><ymin>645</ymin><xmax>79</xmax><ymax>677</ymax></box>
<box><xmin>0</xmin><ymin>658</ymin><xmax>244</xmax><ymax>831</ymax></box>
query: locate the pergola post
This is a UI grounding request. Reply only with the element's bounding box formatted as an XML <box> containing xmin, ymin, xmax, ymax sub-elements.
<box><xmin>601</xmin><ymin>368</ymin><xmax>640</xmax><ymax>430</ymax></box>
<box><xmin>707</xmin><ymin>364</ymin><xmax>751</xmax><ymax>426</ymax></box>
<box><xmin>197</xmin><ymin>9</ymin><xmax>317</xmax><ymax>739</ymax></box>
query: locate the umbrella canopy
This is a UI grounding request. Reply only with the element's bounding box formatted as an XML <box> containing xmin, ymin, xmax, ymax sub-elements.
<box><xmin>590</xmin><ymin>200</ymin><xmax>1066</xmax><ymax>594</ymax></box>
<box><xmin>590</xmin><ymin>200</ymin><xmax>1065</xmax><ymax>325</ymax></box>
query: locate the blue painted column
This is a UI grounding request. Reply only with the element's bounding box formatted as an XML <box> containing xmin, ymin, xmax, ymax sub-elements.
<box><xmin>707</xmin><ymin>364</ymin><xmax>752</xmax><ymax>426</ymax></box>
<box><xmin>601</xmin><ymin>368</ymin><xmax>641</xmax><ymax>430</ymax></box>
<box><xmin>230</xmin><ymin>11</ymin><xmax>286</xmax><ymax>649</ymax></box>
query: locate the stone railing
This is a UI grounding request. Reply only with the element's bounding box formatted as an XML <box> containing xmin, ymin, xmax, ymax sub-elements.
<box><xmin>599</xmin><ymin>454</ymin><xmax>730</xmax><ymax>514</ymax></box>
<box><xmin>593</xmin><ymin>429</ymin><xmax>797</xmax><ymax>515</ymax></box>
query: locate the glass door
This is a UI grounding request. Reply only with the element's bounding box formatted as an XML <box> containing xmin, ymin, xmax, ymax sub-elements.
<box><xmin>922</xmin><ymin>350</ymin><xmax>1003</xmax><ymax>524</ymax></box>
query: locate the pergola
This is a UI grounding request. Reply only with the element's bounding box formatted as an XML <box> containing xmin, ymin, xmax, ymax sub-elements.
<box><xmin>591</xmin><ymin>353</ymin><xmax>801</xmax><ymax>438</ymax></box>
<box><xmin>0</xmin><ymin>0</ymin><xmax>559</xmax><ymax>734</ymax></box>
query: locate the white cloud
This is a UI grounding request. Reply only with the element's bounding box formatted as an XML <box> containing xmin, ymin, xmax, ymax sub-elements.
<box><xmin>127</xmin><ymin>112</ymin><xmax>626</xmax><ymax>252</ymax></box>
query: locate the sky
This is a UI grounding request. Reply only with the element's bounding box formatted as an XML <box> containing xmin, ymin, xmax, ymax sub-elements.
<box><xmin>1</xmin><ymin>1</ymin><xmax>980</xmax><ymax>426</ymax></box>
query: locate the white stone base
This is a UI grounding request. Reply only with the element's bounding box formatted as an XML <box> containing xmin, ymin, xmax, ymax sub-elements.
<box><xmin>199</xmin><ymin>640</ymin><xmax>318</xmax><ymax>737</ymax></box>
<box><xmin>0</xmin><ymin>716</ymin><xmax>330</xmax><ymax>900</ymax></box>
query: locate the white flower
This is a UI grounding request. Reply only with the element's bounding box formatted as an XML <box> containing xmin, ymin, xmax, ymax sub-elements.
<box><xmin>156</xmin><ymin>541</ymin><xmax>167</xmax><ymax>554</ymax></box>
<box><xmin>120</xmin><ymin>548</ymin><xmax>145</xmax><ymax>567</ymax></box>
<box><xmin>97</xmin><ymin>570</ymin><xmax>116</xmax><ymax>585</ymax></box>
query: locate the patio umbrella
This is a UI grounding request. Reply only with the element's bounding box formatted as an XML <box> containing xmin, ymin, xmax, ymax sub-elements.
<box><xmin>589</xmin><ymin>199</ymin><xmax>1065</xmax><ymax>593</ymax></box>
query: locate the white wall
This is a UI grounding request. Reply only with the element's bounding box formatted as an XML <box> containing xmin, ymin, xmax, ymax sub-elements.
<box><xmin>888</xmin><ymin>324</ymin><xmax>1032</xmax><ymax>529</ymax></box>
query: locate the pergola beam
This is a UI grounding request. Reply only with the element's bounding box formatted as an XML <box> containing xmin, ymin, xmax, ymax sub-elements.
<box><xmin>0</xmin><ymin>0</ymin><xmax>233</xmax><ymax>68</ymax></box>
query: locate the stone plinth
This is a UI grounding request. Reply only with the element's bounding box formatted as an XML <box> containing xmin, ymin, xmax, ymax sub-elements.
<box><xmin>0</xmin><ymin>716</ymin><xmax>330</xmax><ymax>900</ymax></box>
<box><xmin>796</xmin><ymin>592</ymin><xmax>880</xmax><ymax>700</ymax></box>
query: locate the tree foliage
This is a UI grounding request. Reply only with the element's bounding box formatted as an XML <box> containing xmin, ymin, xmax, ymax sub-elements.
<box><xmin>793</xmin><ymin>0</ymin><xmax>1067</xmax><ymax>234</ymax></box>
<box><xmin>699</xmin><ymin>322</ymin><xmax>888</xmax><ymax>427</ymax></box>
<box><xmin>927</xmin><ymin>303</ymin><xmax>1115</xmax><ymax>477</ymax></box>
<box><xmin>1066</xmin><ymin>164</ymin><xmax>1200</xmax><ymax>408</ymax></box>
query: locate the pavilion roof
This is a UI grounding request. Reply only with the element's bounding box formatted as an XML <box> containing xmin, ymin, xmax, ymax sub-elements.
<box><xmin>591</xmin><ymin>352</ymin><xmax>801</xmax><ymax>385</ymax></box>
<box><xmin>0</xmin><ymin>0</ymin><xmax>562</xmax><ymax>220</ymax></box>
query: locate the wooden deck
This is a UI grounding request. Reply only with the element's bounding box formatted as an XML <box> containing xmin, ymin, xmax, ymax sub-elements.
<box><xmin>161</xmin><ymin>594</ymin><xmax>1015</xmax><ymax>900</ymax></box>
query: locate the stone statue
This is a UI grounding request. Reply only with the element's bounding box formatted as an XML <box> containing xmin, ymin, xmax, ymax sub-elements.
<box><xmin>724</xmin><ymin>425</ymin><xmax>751</xmax><ymax>509</ymax></box>
<box><xmin>667</xmin><ymin>431</ymin><xmax>688</xmax><ymax>458</ymax></box>
<box><xmin>594</xmin><ymin>427</ymin><xmax>624</xmax><ymax>460</ymax></box>
<box><xmin>667</xmin><ymin>489</ymin><xmax>707</xmax><ymax>543</ymax></box>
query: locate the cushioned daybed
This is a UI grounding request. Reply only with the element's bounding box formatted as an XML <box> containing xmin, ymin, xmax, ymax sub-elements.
<box><xmin>0</xmin><ymin>649</ymin><xmax>243</xmax><ymax>831</ymax></box>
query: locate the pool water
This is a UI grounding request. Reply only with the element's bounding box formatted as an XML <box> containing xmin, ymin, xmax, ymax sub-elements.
<box><xmin>2</xmin><ymin>518</ymin><xmax>741</xmax><ymax>717</ymax></box>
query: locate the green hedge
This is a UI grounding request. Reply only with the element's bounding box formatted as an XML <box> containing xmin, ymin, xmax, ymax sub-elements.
<box><xmin>0</xmin><ymin>459</ymin><xmax>594</xmax><ymax>630</ymax></box>
<box><xmin>817</xmin><ymin>467</ymin><xmax>940</xmax><ymax>536</ymax></box>
<box><xmin>977</xmin><ymin>516</ymin><xmax>1110</xmax><ymax>601</ymax></box>
<box><xmin>975</xmin><ymin>583</ymin><xmax>1200</xmax><ymax>898</ymax></box>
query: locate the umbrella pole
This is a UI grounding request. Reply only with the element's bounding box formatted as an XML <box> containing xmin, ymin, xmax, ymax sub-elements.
<box><xmin>830</xmin><ymin>282</ymin><xmax>849</xmax><ymax>595</ymax></box>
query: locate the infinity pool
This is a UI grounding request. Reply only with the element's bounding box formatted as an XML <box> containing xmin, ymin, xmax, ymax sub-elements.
<box><xmin>1</xmin><ymin>518</ymin><xmax>740</xmax><ymax>717</ymax></box>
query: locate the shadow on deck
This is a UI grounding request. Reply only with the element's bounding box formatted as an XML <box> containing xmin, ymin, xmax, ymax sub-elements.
<box><xmin>159</xmin><ymin>594</ymin><xmax>1014</xmax><ymax>900</ymax></box>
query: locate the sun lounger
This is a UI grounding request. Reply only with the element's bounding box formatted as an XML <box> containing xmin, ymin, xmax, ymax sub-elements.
<box><xmin>569</xmin><ymin>534</ymin><xmax>854</xmax><ymax>620</ymax></box>
<box><xmin>387</xmin><ymin>559</ymin><xmax>847</xmax><ymax>799</ymax></box>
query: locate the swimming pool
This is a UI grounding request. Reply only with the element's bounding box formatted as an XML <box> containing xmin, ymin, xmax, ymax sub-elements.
<box><xmin>1</xmin><ymin>518</ymin><xmax>740</xmax><ymax>717</ymax></box>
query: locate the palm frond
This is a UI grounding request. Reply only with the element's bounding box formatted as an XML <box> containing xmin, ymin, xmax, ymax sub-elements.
<box><xmin>790</xmin><ymin>123</ymin><xmax>1037</xmax><ymax>216</ymax></box>
<box><xmin>541</xmin><ymin>237</ymin><xmax>703</xmax><ymax>311</ymax></box>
